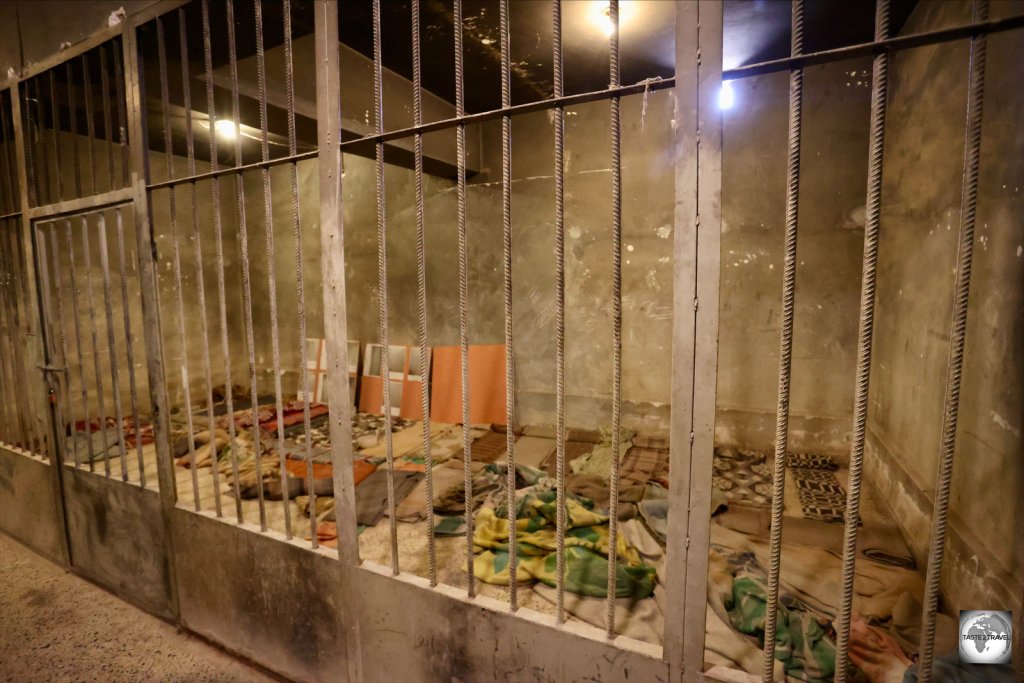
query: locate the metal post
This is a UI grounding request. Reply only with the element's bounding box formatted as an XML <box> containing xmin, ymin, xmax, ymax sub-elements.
<box><xmin>552</xmin><ymin>0</ymin><xmax>567</xmax><ymax>624</ymax></box>
<box><xmin>122</xmin><ymin>15</ymin><xmax>181</xmax><ymax>620</ymax></box>
<box><xmin>663</xmin><ymin>2</ymin><xmax>723</xmax><ymax>678</ymax></box>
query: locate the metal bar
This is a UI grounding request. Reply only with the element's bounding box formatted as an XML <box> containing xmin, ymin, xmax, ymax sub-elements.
<box><xmin>82</xmin><ymin>53</ymin><xmax>98</xmax><ymax>196</ymax></box>
<box><xmin>0</xmin><ymin>96</ymin><xmax>16</xmax><ymax>213</ymax></box>
<box><xmin>724</xmin><ymin>12</ymin><xmax>1024</xmax><ymax>81</ymax></box>
<box><xmin>32</xmin><ymin>222</ymin><xmax>59</xmax><ymax>460</ymax></box>
<box><xmin>499</xmin><ymin>0</ymin><xmax>516</xmax><ymax>611</ymax></box>
<box><xmin>26</xmin><ymin>186</ymin><xmax>135</xmax><ymax>221</ymax></box>
<box><xmin>146</xmin><ymin>150</ymin><xmax>319</xmax><ymax>191</ymax></box>
<box><xmin>340</xmin><ymin>80</ymin><xmax>676</xmax><ymax>151</ymax></box>
<box><xmin>81</xmin><ymin>213</ymin><xmax>113</xmax><ymax>476</ymax></box>
<box><xmin>833</xmin><ymin>3</ymin><xmax>891</xmax><ymax>680</ymax></box>
<box><xmin>763</xmin><ymin>0</ymin><xmax>804</xmax><ymax>675</ymax></box>
<box><xmin>123</xmin><ymin>12</ymin><xmax>182</xmax><ymax>617</ymax></box>
<box><xmin>180</xmin><ymin>5</ymin><xmax>219</xmax><ymax>515</ymax></box>
<box><xmin>228</xmin><ymin>0</ymin><xmax>269</xmax><ymax>531</ymax></box>
<box><xmin>157</xmin><ymin>16</ymin><xmax>200</xmax><ymax>508</ymax></box>
<box><xmin>21</xmin><ymin>85</ymin><xmax>40</xmax><ymax>208</ymax></box>
<box><xmin>99</xmin><ymin>46</ymin><xmax>116</xmax><ymax>192</ymax></box>
<box><xmin>64</xmin><ymin>219</ymin><xmax>90</xmax><ymax>469</ymax></box>
<box><xmin>46</xmin><ymin>225</ymin><xmax>76</xmax><ymax>472</ymax></box>
<box><xmin>201</xmin><ymin>0</ymin><xmax>240</xmax><ymax>520</ymax></box>
<box><xmin>918</xmin><ymin>2</ymin><xmax>988</xmax><ymax>680</ymax></box>
<box><xmin>47</xmin><ymin>72</ymin><xmax>63</xmax><ymax>202</ymax></box>
<box><xmin>453</xmin><ymin>0</ymin><xmax>474</xmax><ymax>596</ymax></box>
<box><xmin>605</xmin><ymin>0</ymin><xmax>624</xmax><ymax>640</ymax></box>
<box><xmin>283</xmin><ymin>0</ymin><xmax>315</xmax><ymax>545</ymax></box>
<box><xmin>371</xmin><ymin>0</ymin><xmax>400</xmax><ymax>575</ymax></box>
<box><xmin>96</xmin><ymin>212</ymin><xmax>129</xmax><ymax>481</ymax></box>
<box><xmin>315</xmin><ymin>0</ymin><xmax>361</xmax><ymax>573</ymax></box>
<box><xmin>112</xmin><ymin>42</ymin><xmax>130</xmax><ymax>188</ymax></box>
<box><xmin>255</xmin><ymin>0</ymin><xmax>293</xmax><ymax>538</ymax></box>
<box><xmin>410</xmin><ymin>0</ymin><xmax>434</xmax><ymax>581</ymax></box>
<box><xmin>66</xmin><ymin>62</ymin><xmax>83</xmax><ymax>198</ymax></box>
<box><xmin>113</xmin><ymin>207</ymin><xmax>145</xmax><ymax>486</ymax></box>
<box><xmin>33</xmin><ymin>77</ymin><xmax>54</xmax><ymax>207</ymax></box>
<box><xmin>0</xmin><ymin>227</ymin><xmax>23</xmax><ymax>447</ymax></box>
<box><xmin>552</xmin><ymin>0</ymin><xmax>566</xmax><ymax>624</ymax></box>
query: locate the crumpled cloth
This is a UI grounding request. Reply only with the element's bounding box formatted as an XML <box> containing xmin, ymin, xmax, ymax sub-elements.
<box><xmin>471</xmin><ymin>489</ymin><xmax>656</xmax><ymax>599</ymax></box>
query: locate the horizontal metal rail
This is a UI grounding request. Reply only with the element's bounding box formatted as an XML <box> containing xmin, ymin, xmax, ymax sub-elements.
<box><xmin>339</xmin><ymin>78</ymin><xmax>675</xmax><ymax>150</ymax></box>
<box><xmin>724</xmin><ymin>12</ymin><xmax>1024</xmax><ymax>80</ymax></box>
<box><xmin>26</xmin><ymin>187</ymin><xmax>134</xmax><ymax>221</ymax></box>
<box><xmin>146</xmin><ymin>149</ymin><xmax>319</xmax><ymax>190</ymax></box>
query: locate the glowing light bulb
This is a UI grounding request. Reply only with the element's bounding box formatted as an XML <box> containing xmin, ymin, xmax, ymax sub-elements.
<box><xmin>214</xmin><ymin>119</ymin><xmax>238</xmax><ymax>139</ymax></box>
<box><xmin>718</xmin><ymin>80</ymin><xmax>735</xmax><ymax>110</ymax></box>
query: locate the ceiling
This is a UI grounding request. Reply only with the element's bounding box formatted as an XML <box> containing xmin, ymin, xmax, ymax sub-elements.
<box><xmin>128</xmin><ymin>0</ymin><xmax>920</xmax><ymax>167</ymax></box>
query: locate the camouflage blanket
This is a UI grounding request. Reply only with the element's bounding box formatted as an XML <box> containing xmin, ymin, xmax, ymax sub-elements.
<box><xmin>727</xmin><ymin>565</ymin><xmax>836</xmax><ymax>682</ymax></box>
<box><xmin>471</xmin><ymin>489</ymin><xmax>656</xmax><ymax>599</ymax></box>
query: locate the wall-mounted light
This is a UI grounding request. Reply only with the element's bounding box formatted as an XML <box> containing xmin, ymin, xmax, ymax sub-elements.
<box><xmin>718</xmin><ymin>80</ymin><xmax>735</xmax><ymax>110</ymax></box>
<box><xmin>214</xmin><ymin>119</ymin><xmax>238</xmax><ymax>139</ymax></box>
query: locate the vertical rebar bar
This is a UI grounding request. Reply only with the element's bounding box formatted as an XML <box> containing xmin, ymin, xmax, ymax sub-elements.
<box><xmin>65</xmin><ymin>219</ymin><xmax>90</xmax><ymax>469</ymax></box>
<box><xmin>410</xmin><ymin>0</ymin><xmax>434</xmax><ymax>578</ymax></box>
<box><xmin>918</xmin><ymin>2</ymin><xmax>988</xmax><ymax>680</ymax></box>
<box><xmin>833</xmin><ymin>2</ymin><xmax>890</xmax><ymax>680</ymax></box>
<box><xmin>112</xmin><ymin>41</ymin><xmax>130</xmax><ymax>188</ymax></box>
<box><xmin>228</xmin><ymin>0</ymin><xmax>269</xmax><ymax>531</ymax></box>
<box><xmin>113</xmin><ymin>207</ymin><xmax>145</xmax><ymax>486</ymax></box>
<box><xmin>65</xmin><ymin>63</ymin><xmax>83</xmax><ymax>198</ymax></box>
<box><xmin>82</xmin><ymin>54</ymin><xmax>98</xmax><ymax>196</ymax></box>
<box><xmin>47</xmin><ymin>72</ymin><xmax>63</xmax><ymax>202</ymax></box>
<box><xmin>22</xmin><ymin>85</ymin><xmax>39</xmax><ymax>208</ymax></box>
<box><xmin>32</xmin><ymin>78</ymin><xmax>53</xmax><ymax>207</ymax></box>
<box><xmin>96</xmin><ymin>212</ymin><xmax>129</xmax><ymax>481</ymax></box>
<box><xmin>179</xmin><ymin>7</ymin><xmax>219</xmax><ymax>511</ymax></box>
<box><xmin>499</xmin><ymin>0</ymin><xmax>517</xmax><ymax>612</ymax></box>
<box><xmin>552</xmin><ymin>0</ymin><xmax>567</xmax><ymax>624</ymax></box>
<box><xmin>453</xmin><ymin>0</ymin><xmax>474</xmax><ymax>596</ymax></box>
<box><xmin>254</xmin><ymin>0</ymin><xmax>292</xmax><ymax>538</ymax></box>
<box><xmin>99</xmin><ymin>46</ymin><xmax>116</xmax><ymax>192</ymax></box>
<box><xmin>281</xmin><ymin>0</ymin><xmax>315</xmax><ymax>545</ymax></box>
<box><xmin>203</xmin><ymin>0</ymin><xmax>244</xmax><ymax>523</ymax></box>
<box><xmin>763</xmin><ymin>0</ymin><xmax>804</xmax><ymax>676</ymax></box>
<box><xmin>81</xmin><ymin>214</ymin><xmax>112</xmax><ymax>475</ymax></box>
<box><xmin>158</xmin><ymin>17</ymin><xmax>201</xmax><ymax>508</ymax></box>
<box><xmin>605</xmin><ymin>0</ymin><xmax>623</xmax><ymax>640</ymax></box>
<box><xmin>0</xmin><ymin>226</ymin><xmax>22</xmax><ymax>448</ymax></box>
<box><xmin>0</xmin><ymin>97</ymin><xmax>16</xmax><ymax>211</ymax></box>
<box><xmin>372</xmin><ymin>0</ymin><xmax>400</xmax><ymax>575</ymax></box>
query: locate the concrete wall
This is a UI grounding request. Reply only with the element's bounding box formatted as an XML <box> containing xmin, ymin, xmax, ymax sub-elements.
<box><xmin>716</xmin><ymin>59</ymin><xmax>873</xmax><ymax>457</ymax></box>
<box><xmin>866</xmin><ymin>0</ymin><xmax>1024</xmax><ymax>613</ymax></box>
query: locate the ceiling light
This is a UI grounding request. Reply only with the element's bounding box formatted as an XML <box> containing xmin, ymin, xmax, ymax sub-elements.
<box><xmin>718</xmin><ymin>80</ymin><xmax>735</xmax><ymax>110</ymax></box>
<box><xmin>214</xmin><ymin>119</ymin><xmax>238</xmax><ymax>139</ymax></box>
<box><xmin>594</xmin><ymin>2</ymin><xmax>633</xmax><ymax>38</ymax></box>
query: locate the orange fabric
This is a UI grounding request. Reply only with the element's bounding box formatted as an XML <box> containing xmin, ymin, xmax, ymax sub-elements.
<box><xmin>430</xmin><ymin>344</ymin><xmax>507</xmax><ymax>425</ymax></box>
<box><xmin>284</xmin><ymin>458</ymin><xmax>376</xmax><ymax>486</ymax></box>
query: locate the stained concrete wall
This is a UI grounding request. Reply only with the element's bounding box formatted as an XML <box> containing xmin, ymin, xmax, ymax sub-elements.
<box><xmin>865</xmin><ymin>0</ymin><xmax>1024</xmax><ymax>613</ymax></box>
<box><xmin>716</xmin><ymin>59</ymin><xmax>873</xmax><ymax>457</ymax></box>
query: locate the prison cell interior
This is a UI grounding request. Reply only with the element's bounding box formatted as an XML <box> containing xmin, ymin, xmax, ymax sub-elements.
<box><xmin>0</xmin><ymin>1</ymin><xmax>1021</xmax><ymax>682</ymax></box>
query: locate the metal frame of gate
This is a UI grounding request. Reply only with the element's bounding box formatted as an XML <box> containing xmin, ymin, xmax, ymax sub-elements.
<box><xmin>0</xmin><ymin>1</ymin><xmax>1019</xmax><ymax>682</ymax></box>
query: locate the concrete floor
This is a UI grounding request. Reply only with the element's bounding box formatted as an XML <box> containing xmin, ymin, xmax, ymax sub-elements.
<box><xmin>0</xmin><ymin>533</ymin><xmax>276</xmax><ymax>683</ymax></box>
